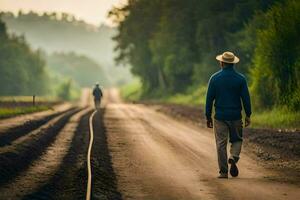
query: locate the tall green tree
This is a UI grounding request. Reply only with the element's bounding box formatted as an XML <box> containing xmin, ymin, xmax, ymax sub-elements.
<box><xmin>149</xmin><ymin>0</ymin><xmax>198</xmax><ymax>92</ymax></box>
<box><xmin>110</xmin><ymin>0</ymin><xmax>162</xmax><ymax>92</ymax></box>
<box><xmin>251</xmin><ymin>0</ymin><xmax>300</xmax><ymax>110</ymax></box>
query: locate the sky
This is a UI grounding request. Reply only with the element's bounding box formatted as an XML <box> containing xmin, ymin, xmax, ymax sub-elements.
<box><xmin>0</xmin><ymin>0</ymin><xmax>127</xmax><ymax>26</ymax></box>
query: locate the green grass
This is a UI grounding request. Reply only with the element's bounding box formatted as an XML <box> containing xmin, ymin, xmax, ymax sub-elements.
<box><xmin>0</xmin><ymin>106</ymin><xmax>50</xmax><ymax>119</ymax></box>
<box><xmin>0</xmin><ymin>96</ymin><xmax>57</xmax><ymax>103</ymax></box>
<box><xmin>120</xmin><ymin>82</ymin><xmax>300</xmax><ymax>129</ymax></box>
<box><xmin>121</xmin><ymin>80</ymin><xmax>207</xmax><ymax>105</ymax></box>
<box><xmin>251</xmin><ymin>107</ymin><xmax>300</xmax><ymax>129</ymax></box>
<box><xmin>159</xmin><ymin>86</ymin><xmax>207</xmax><ymax>106</ymax></box>
<box><xmin>120</xmin><ymin>78</ymin><xmax>143</xmax><ymax>101</ymax></box>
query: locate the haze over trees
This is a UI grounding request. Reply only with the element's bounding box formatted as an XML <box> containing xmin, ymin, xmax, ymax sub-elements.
<box><xmin>110</xmin><ymin>0</ymin><xmax>300</xmax><ymax>111</ymax></box>
<box><xmin>0</xmin><ymin>14</ymin><xmax>109</xmax><ymax>98</ymax></box>
<box><xmin>1</xmin><ymin>11</ymin><xmax>132</xmax><ymax>86</ymax></box>
<box><xmin>46</xmin><ymin>52</ymin><xmax>109</xmax><ymax>87</ymax></box>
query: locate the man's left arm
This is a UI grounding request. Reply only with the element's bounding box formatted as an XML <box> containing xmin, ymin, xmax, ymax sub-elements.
<box><xmin>241</xmin><ymin>79</ymin><xmax>252</xmax><ymax>127</ymax></box>
<box><xmin>100</xmin><ymin>89</ymin><xmax>103</xmax><ymax>97</ymax></box>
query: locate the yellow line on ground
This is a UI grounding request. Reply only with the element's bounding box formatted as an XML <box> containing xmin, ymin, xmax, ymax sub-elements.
<box><xmin>86</xmin><ymin>110</ymin><xmax>97</xmax><ymax>200</ymax></box>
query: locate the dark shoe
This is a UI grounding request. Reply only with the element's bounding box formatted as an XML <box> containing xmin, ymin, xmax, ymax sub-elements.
<box><xmin>229</xmin><ymin>158</ymin><xmax>239</xmax><ymax>177</ymax></box>
<box><xmin>218</xmin><ymin>173</ymin><xmax>228</xmax><ymax>179</ymax></box>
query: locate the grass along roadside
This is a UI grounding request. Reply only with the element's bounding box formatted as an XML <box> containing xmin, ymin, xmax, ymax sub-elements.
<box><xmin>0</xmin><ymin>106</ymin><xmax>50</xmax><ymax>119</ymax></box>
<box><xmin>120</xmin><ymin>79</ymin><xmax>206</xmax><ymax>105</ymax></box>
<box><xmin>120</xmin><ymin>78</ymin><xmax>143</xmax><ymax>102</ymax></box>
<box><xmin>120</xmin><ymin>82</ymin><xmax>300</xmax><ymax>130</ymax></box>
<box><xmin>0</xmin><ymin>96</ymin><xmax>58</xmax><ymax>103</ymax></box>
<box><xmin>251</xmin><ymin>107</ymin><xmax>300</xmax><ymax>129</ymax></box>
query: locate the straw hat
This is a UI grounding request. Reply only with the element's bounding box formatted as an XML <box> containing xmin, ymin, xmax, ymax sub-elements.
<box><xmin>216</xmin><ymin>51</ymin><xmax>239</xmax><ymax>64</ymax></box>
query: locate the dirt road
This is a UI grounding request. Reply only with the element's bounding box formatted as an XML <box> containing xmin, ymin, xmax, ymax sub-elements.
<box><xmin>0</xmin><ymin>89</ymin><xmax>299</xmax><ymax>199</ymax></box>
<box><xmin>104</xmin><ymin>90</ymin><xmax>300</xmax><ymax>200</ymax></box>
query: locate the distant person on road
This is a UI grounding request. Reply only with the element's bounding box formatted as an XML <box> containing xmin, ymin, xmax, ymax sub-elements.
<box><xmin>93</xmin><ymin>83</ymin><xmax>103</xmax><ymax>109</ymax></box>
<box><xmin>205</xmin><ymin>51</ymin><xmax>251</xmax><ymax>179</ymax></box>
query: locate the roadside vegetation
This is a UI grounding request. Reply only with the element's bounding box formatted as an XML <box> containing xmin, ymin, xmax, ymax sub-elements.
<box><xmin>121</xmin><ymin>81</ymin><xmax>300</xmax><ymax>129</ymax></box>
<box><xmin>120</xmin><ymin>79</ymin><xmax>142</xmax><ymax>102</ymax></box>
<box><xmin>114</xmin><ymin>0</ymin><xmax>300</xmax><ymax>129</ymax></box>
<box><xmin>0</xmin><ymin>96</ymin><xmax>60</xmax><ymax>119</ymax></box>
<box><xmin>0</xmin><ymin>106</ymin><xmax>49</xmax><ymax>119</ymax></box>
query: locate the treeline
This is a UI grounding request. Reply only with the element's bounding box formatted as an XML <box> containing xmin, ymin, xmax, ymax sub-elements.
<box><xmin>0</xmin><ymin>11</ymin><xmax>111</xmax><ymax>58</ymax></box>
<box><xmin>110</xmin><ymin>0</ymin><xmax>300</xmax><ymax>110</ymax></box>
<box><xmin>0</xmin><ymin>20</ymin><xmax>48</xmax><ymax>95</ymax></box>
<box><xmin>0</xmin><ymin>18</ymin><xmax>108</xmax><ymax>99</ymax></box>
<box><xmin>1</xmin><ymin>11</ymin><xmax>133</xmax><ymax>86</ymax></box>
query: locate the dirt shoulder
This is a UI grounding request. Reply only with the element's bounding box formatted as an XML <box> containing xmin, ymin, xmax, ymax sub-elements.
<box><xmin>142</xmin><ymin>102</ymin><xmax>300</xmax><ymax>184</ymax></box>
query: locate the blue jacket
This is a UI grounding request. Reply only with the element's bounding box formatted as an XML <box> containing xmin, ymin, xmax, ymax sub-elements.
<box><xmin>205</xmin><ymin>66</ymin><xmax>251</xmax><ymax>121</ymax></box>
<box><xmin>93</xmin><ymin>86</ymin><xmax>103</xmax><ymax>100</ymax></box>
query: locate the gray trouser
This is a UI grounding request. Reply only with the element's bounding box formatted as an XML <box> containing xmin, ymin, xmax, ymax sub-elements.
<box><xmin>94</xmin><ymin>98</ymin><xmax>101</xmax><ymax>109</ymax></box>
<box><xmin>214</xmin><ymin>119</ymin><xmax>243</xmax><ymax>174</ymax></box>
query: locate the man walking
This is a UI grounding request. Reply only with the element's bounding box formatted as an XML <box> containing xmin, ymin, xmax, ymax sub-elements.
<box><xmin>92</xmin><ymin>83</ymin><xmax>103</xmax><ymax>109</ymax></box>
<box><xmin>205</xmin><ymin>51</ymin><xmax>251</xmax><ymax>178</ymax></box>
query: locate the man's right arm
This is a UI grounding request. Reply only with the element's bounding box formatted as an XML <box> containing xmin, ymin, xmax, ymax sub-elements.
<box><xmin>205</xmin><ymin>78</ymin><xmax>215</xmax><ymax>128</ymax></box>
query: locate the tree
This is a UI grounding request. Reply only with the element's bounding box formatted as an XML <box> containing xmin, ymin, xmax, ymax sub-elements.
<box><xmin>110</xmin><ymin>0</ymin><xmax>283</xmax><ymax>97</ymax></box>
<box><xmin>251</xmin><ymin>0</ymin><xmax>300</xmax><ymax>110</ymax></box>
<box><xmin>0</xmin><ymin>19</ymin><xmax>48</xmax><ymax>95</ymax></box>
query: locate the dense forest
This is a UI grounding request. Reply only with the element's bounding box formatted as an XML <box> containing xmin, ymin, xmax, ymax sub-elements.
<box><xmin>110</xmin><ymin>0</ymin><xmax>300</xmax><ymax>110</ymax></box>
<box><xmin>1</xmin><ymin>11</ymin><xmax>132</xmax><ymax>86</ymax></box>
<box><xmin>0</xmin><ymin>20</ymin><xmax>48</xmax><ymax>95</ymax></box>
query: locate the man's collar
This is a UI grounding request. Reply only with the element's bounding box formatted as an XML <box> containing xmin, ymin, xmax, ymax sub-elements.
<box><xmin>222</xmin><ymin>66</ymin><xmax>234</xmax><ymax>71</ymax></box>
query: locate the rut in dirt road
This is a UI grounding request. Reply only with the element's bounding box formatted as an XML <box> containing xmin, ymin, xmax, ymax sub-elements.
<box><xmin>104</xmin><ymin>101</ymin><xmax>300</xmax><ymax>200</ymax></box>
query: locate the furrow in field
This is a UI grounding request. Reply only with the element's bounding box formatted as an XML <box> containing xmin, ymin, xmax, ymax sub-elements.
<box><xmin>0</xmin><ymin>108</ymin><xmax>81</xmax><ymax>186</ymax></box>
<box><xmin>0</xmin><ymin>108</ymin><xmax>92</xmax><ymax>200</ymax></box>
